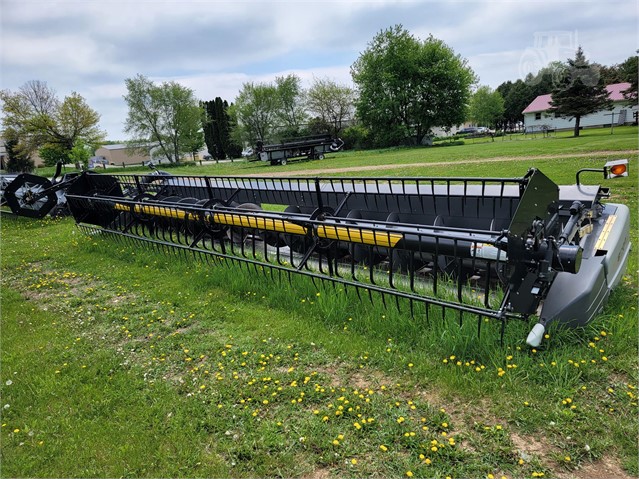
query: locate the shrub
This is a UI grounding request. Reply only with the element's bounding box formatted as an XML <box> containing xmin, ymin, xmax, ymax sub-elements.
<box><xmin>340</xmin><ymin>125</ymin><xmax>372</xmax><ymax>150</ymax></box>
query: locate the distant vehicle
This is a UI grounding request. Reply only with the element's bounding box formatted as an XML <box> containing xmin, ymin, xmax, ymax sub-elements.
<box><xmin>88</xmin><ymin>156</ymin><xmax>108</xmax><ymax>169</ymax></box>
<box><xmin>241</xmin><ymin>147</ymin><xmax>254</xmax><ymax>158</ymax></box>
<box><xmin>144</xmin><ymin>157</ymin><xmax>172</xmax><ymax>167</ymax></box>
<box><xmin>458</xmin><ymin>127</ymin><xmax>494</xmax><ymax>136</ymax></box>
<box><xmin>203</xmin><ymin>154</ymin><xmax>212</xmax><ymax>160</ymax></box>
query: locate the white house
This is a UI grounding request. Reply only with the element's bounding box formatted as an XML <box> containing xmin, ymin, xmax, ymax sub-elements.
<box><xmin>522</xmin><ymin>82</ymin><xmax>636</xmax><ymax>133</ymax></box>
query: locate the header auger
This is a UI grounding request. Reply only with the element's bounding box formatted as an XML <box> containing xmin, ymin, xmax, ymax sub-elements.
<box><xmin>55</xmin><ymin>161</ymin><xmax>630</xmax><ymax>347</ymax></box>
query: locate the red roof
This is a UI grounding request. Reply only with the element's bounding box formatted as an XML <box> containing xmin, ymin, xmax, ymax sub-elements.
<box><xmin>522</xmin><ymin>82</ymin><xmax>631</xmax><ymax>114</ymax></box>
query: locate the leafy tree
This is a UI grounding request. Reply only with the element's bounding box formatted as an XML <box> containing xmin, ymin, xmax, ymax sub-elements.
<box><xmin>549</xmin><ymin>47</ymin><xmax>613</xmax><ymax>137</ymax></box>
<box><xmin>68</xmin><ymin>139</ymin><xmax>91</xmax><ymax>168</ymax></box>
<box><xmin>525</xmin><ymin>61</ymin><xmax>566</xmax><ymax>94</ymax></box>
<box><xmin>595</xmin><ymin>63</ymin><xmax>624</xmax><ymax>85</ymax></box>
<box><xmin>275</xmin><ymin>74</ymin><xmax>307</xmax><ymax>136</ymax></box>
<box><xmin>306</xmin><ymin>78</ymin><xmax>355</xmax><ymax>137</ymax></box>
<box><xmin>0</xmin><ymin>80</ymin><xmax>104</xmax><ymax>156</ymax></box>
<box><xmin>4</xmin><ymin>138</ymin><xmax>34</xmax><ymax>172</ymax></box>
<box><xmin>496</xmin><ymin>80</ymin><xmax>531</xmax><ymax>130</ymax></box>
<box><xmin>619</xmin><ymin>54</ymin><xmax>638</xmax><ymax>105</ymax></box>
<box><xmin>123</xmin><ymin>74</ymin><xmax>204</xmax><ymax>163</ymax></box>
<box><xmin>468</xmin><ymin>86</ymin><xmax>504</xmax><ymax>129</ymax></box>
<box><xmin>305</xmin><ymin>117</ymin><xmax>332</xmax><ymax>136</ymax></box>
<box><xmin>39</xmin><ymin>143</ymin><xmax>70</xmax><ymax>167</ymax></box>
<box><xmin>229</xmin><ymin>82</ymin><xmax>280</xmax><ymax>145</ymax></box>
<box><xmin>351</xmin><ymin>25</ymin><xmax>476</xmax><ymax>147</ymax></box>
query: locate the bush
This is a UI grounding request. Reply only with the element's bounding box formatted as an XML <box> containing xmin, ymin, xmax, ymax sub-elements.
<box><xmin>340</xmin><ymin>125</ymin><xmax>372</xmax><ymax>150</ymax></box>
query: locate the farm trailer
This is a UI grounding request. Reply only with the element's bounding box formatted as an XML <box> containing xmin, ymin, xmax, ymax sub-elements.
<box><xmin>252</xmin><ymin>135</ymin><xmax>344</xmax><ymax>165</ymax></box>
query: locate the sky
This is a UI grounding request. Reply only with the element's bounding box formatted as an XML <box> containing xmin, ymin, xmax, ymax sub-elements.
<box><xmin>1</xmin><ymin>0</ymin><xmax>637</xmax><ymax>140</ymax></box>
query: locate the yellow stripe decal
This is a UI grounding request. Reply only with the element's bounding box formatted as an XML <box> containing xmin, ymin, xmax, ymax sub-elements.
<box><xmin>595</xmin><ymin>214</ymin><xmax>616</xmax><ymax>251</ymax></box>
<box><xmin>316</xmin><ymin>225</ymin><xmax>402</xmax><ymax>248</ymax></box>
<box><xmin>114</xmin><ymin>203</ymin><xmax>403</xmax><ymax>248</ymax></box>
<box><xmin>114</xmin><ymin>203</ymin><xmax>188</xmax><ymax>220</ymax></box>
<box><xmin>211</xmin><ymin>213</ymin><xmax>307</xmax><ymax>236</ymax></box>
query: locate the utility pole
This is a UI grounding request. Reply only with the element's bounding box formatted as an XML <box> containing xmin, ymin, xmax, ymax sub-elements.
<box><xmin>603</xmin><ymin>112</ymin><xmax>616</xmax><ymax>134</ymax></box>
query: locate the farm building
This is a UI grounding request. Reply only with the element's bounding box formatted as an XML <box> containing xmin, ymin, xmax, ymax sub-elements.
<box><xmin>94</xmin><ymin>144</ymin><xmax>151</xmax><ymax>166</ymax></box>
<box><xmin>522</xmin><ymin>82</ymin><xmax>636</xmax><ymax>133</ymax></box>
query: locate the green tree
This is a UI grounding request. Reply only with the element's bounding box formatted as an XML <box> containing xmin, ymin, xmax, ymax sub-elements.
<box><xmin>229</xmin><ymin>82</ymin><xmax>280</xmax><ymax>145</ymax></box>
<box><xmin>619</xmin><ymin>54</ymin><xmax>638</xmax><ymax>105</ymax></box>
<box><xmin>68</xmin><ymin>139</ymin><xmax>92</xmax><ymax>168</ymax></box>
<box><xmin>4</xmin><ymin>137</ymin><xmax>34</xmax><ymax>172</ymax></box>
<box><xmin>39</xmin><ymin>143</ymin><xmax>71</xmax><ymax>167</ymax></box>
<box><xmin>468</xmin><ymin>86</ymin><xmax>505</xmax><ymax>129</ymax></box>
<box><xmin>549</xmin><ymin>47</ymin><xmax>613</xmax><ymax>137</ymax></box>
<box><xmin>203</xmin><ymin>99</ymin><xmax>219</xmax><ymax>159</ymax></box>
<box><xmin>496</xmin><ymin>80</ymin><xmax>531</xmax><ymax>130</ymax></box>
<box><xmin>351</xmin><ymin>25</ymin><xmax>476</xmax><ymax>147</ymax></box>
<box><xmin>306</xmin><ymin>78</ymin><xmax>355</xmax><ymax>137</ymax></box>
<box><xmin>123</xmin><ymin>74</ymin><xmax>204</xmax><ymax>163</ymax></box>
<box><xmin>275</xmin><ymin>74</ymin><xmax>307</xmax><ymax>136</ymax></box>
<box><xmin>202</xmin><ymin>97</ymin><xmax>236</xmax><ymax>160</ymax></box>
<box><xmin>0</xmin><ymin>80</ymin><xmax>104</xmax><ymax>157</ymax></box>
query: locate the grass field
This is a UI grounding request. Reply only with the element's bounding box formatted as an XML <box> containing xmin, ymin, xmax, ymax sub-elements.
<box><xmin>2</xmin><ymin>126</ymin><xmax>637</xmax><ymax>478</ymax></box>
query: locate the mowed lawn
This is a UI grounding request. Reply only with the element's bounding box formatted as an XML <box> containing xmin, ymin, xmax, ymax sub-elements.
<box><xmin>1</xmin><ymin>126</ymin><xmax>637</xmax><ymax>478</ymax></box>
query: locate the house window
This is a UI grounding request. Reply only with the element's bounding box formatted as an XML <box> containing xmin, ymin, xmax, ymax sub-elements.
<box><xmin>535</xmin><ymin>112</ymin><xmax>541</xmax><ymax>120</ymax></box>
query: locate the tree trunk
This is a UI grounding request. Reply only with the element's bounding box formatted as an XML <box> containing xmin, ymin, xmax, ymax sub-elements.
<box><xmin>573</xmin><ymin>115</ymin><xmax>581</xmax><ymax>137</ymax></box>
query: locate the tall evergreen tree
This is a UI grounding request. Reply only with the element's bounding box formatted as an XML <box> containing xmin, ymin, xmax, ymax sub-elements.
<box><xmin>4</xmin><ymin>138</ymin><xmax>34</xmax><ymax>172</ymax></box>
<box><xmin>202</xmin><ymin>97</ymin><xmax>236</xmax><ymax>160</ymax></box>
<box><xmin>549</xmin><ymin>47</ymin><xmax>613</xmax><ymax>137</ymax></box>
<box><xmin>202</xmin><ymin>100</ymin><xmax>217</xmax><ymax>158</ymax></box>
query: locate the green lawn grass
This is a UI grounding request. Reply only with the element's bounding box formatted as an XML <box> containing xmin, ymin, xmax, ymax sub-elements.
<box><xmin>37</xmin><ymin>125</ymin><xmax>638</xmax><ymax>178</ymax></box>
<box><xmin>2</xmin><ymin>127</ymin><xmax>637</xmax><ymax>478</ymax></box>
